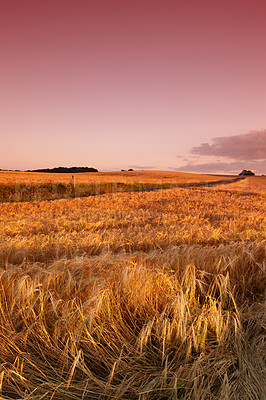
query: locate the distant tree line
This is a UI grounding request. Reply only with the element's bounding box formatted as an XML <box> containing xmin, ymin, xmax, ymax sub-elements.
<box><xmin>0</xmin><ymin>169</ymin><xmax>20</xmax><ymax>172</ymax></box>
<box><xmin>239</xmin><ymin>170</ymin><xmax>255</xmax><ymax>176</ymax></box>
<box><xmin>27</xmin><ymin>167</ymin><xmax>98</xmax><ymax>173</ymax></box>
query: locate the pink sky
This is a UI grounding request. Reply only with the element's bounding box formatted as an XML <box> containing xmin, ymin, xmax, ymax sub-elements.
<box><xmin>1</xmin><ymin>0</ymin><xmax>266</xmax><ymax>174</ymax></box>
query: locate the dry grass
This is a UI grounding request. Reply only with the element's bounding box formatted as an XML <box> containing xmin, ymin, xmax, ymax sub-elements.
<box><xmin>0</xmin><ymin>175</ymin><xmax>265</xmax><ymax>399</ymax></box>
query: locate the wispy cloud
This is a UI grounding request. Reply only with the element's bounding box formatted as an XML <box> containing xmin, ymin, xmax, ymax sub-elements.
<box><xmin>174</xmin><ymin>130</ymin><xmax>266</xmax><ymax>174</ymax></box>
<box><xmin>128</xmin><ymin>165</ymin><xmax>156</xmax><ymax>170</ymax></box>
<box><xmin>191</xmin><ymin>130</ymin><xmax>266</xmax><ymax>161</ymax></box>
<box><xmin>176</xmin><ymin>155</ymin><xmax>190</xmax><ymax>162</ymax></box>
<box><xmin>173</xmin><ymin>160</ymin><xmax>266</xmax><ymax>174</ymax></box>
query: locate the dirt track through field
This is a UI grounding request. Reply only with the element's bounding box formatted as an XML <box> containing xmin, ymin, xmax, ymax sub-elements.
<box><xmin>127</xmin><ymin>176</ymin><xmax>246</xmax><ymax>193</ymax></box>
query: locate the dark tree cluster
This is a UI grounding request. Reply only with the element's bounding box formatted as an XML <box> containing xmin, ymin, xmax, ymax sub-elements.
<box><xmin>28</xmin><ymin>167</ymin><xmax>98</xmax><ymax>173</ymax></box>
<box><xmin>239</xmin><ymin>170</ymin><xmax>255</xmax><ymax>176</ymax></box>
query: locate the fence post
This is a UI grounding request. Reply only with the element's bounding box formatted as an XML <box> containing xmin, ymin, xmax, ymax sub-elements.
<box><xmin>72</xmin><ymin>175</ymin><xmax>76</xmax><ymax>197</ymax></box>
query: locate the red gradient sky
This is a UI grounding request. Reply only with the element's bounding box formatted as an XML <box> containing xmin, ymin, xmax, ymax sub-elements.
<box><xmin>1</xmin><ymin>0</ymin><xmax>266</xmax><ymax>173</ymax></box>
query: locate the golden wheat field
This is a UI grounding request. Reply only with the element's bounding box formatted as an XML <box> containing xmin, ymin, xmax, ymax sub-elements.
<box><xmin>0</xmin><ymin>170</ymin><xmax>234</xmax><ymax>185</ymax></box>
<box><xmin>0</xmin><ymin>173</ymin><xmax>265</xmax><ymax>399</ymax></box>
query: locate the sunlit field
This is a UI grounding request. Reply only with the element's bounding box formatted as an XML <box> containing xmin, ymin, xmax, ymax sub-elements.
<box><xmin>0</xmin><ymin>174</ymin><xmax>265</xmax><ymax>399</ymax></box>
<box><xmin>0</xmin><ymin>171</ymin><xmax>244</xmax><ymax>204</ymax></box>
<box><xmin>0</xmin><ymin>170</ymin><xmax>234</xmax><ymax>185</ymax></box>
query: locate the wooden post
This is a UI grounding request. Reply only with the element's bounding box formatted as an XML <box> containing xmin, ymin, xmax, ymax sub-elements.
<box><xmin>72</xmin><ymin>175</ymin><xmax>76</xmax><ymax>197</ymax></box>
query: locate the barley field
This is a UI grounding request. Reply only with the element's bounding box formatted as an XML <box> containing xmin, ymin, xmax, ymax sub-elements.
<box><xmin>0</xmin><ymin>170</ymin><xmax>233</xmax><ymax>185</ymax></box>
<box><xmin>0</xmin><ymin>173</ymin><xmax>265</xmax><ymax>399</ymax></box>
<box><xmin>0</xmin><ymin>171</ymin><xmax>243</xmax><ymax>204</ymax></box>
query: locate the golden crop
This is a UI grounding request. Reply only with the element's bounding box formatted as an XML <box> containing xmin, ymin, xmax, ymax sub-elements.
<box><xmin>0</xmin><ymin>175</ymin><xmax>265</xmax><ymax>399</ymax></box>
<box><xmin>0</xmin><ymin>170</ymin><xmax>233</xmax><ymax>185</ymax></box>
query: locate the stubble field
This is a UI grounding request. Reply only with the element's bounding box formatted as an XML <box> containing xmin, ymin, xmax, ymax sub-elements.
<box><xmin>0</xmin><ymin>173</ymin><xmax>265</xmax><ymax>399</ymax></box>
